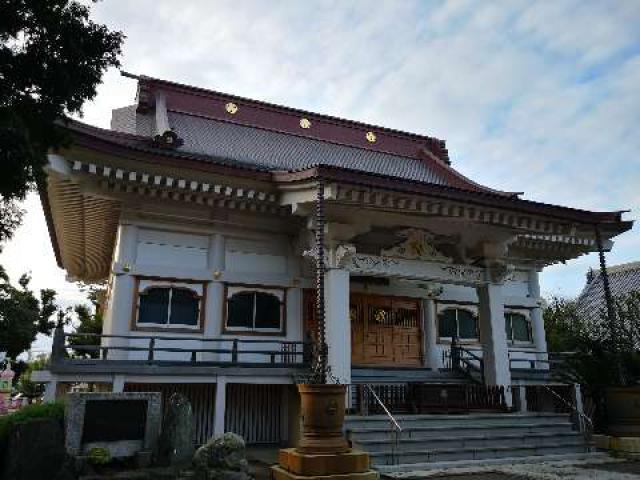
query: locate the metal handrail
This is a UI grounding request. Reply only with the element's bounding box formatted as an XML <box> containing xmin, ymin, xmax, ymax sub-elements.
<box><xmin>364</xmin><ymin>384</ymin><xmax>402</xmax><ymax>465</ymax></box>
<box><xmin>542</xmin><ymin>385</ymin><xmax>593</xmax><ymax>440</ymax></box>
<box><xmin>364</xmin><ymin>384</ymin><xmax>402</xmax><ymax>432</ymax></box>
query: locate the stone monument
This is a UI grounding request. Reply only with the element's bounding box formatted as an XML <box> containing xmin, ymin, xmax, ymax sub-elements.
<box><xmin>158</xmin><ymin>392</ymin><xmax>195</xmax><ymax>466</ymax></box>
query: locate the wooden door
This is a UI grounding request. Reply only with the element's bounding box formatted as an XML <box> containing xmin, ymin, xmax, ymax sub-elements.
<box><xmin>351</xmin><ymin>293</ymin><xmax>423</xmax><ymax>367</ymax></box>
<box><xmin>304</xmin><ymin>289</ymin><xmax>423</xmax><ymax>367</ymax></box>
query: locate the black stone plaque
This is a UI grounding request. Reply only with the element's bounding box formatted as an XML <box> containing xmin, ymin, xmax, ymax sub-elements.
<box><xmin>82</xmin><ymin>399</ymin><xmax>147</xmax><ymax>443</ymax></box>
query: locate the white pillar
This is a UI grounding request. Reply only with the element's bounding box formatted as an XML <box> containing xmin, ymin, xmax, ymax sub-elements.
<box><xmin>423</xmin><ymin>296</ymin><xmax>440</xmax><ymax>370</ymax></box>
<box><xmin>43</xmin><ymin>380</ymin><xmax>58</xmax><ymax>403</ymax></box>
<box><xmin>528</xmin><ymin>269</ymin><xmax>548</xmax><ymax>369</ymax></box>
<box><xmin>514</xmin><ymin>384</ymin><xmax>528</xmax><ymax>412</ymax></box>
<box><xmin>112</xmin><ymin>374</ymin><xmax>125</xmax><ymax>393</ymax></box>
<box><xmin>477</xmin><ymin>282</ymin><xmax>512</xmax><ymax>405</ymax></box>
<box><xmin>104</xmin><ymin>224</ymin><xmax>138</xmax><ymax>359</ymax></box>
<box><xmin>205</xmin><ymin>235</ymin><xmax>225</xmax><ymax>360</ymax></box>
<box><xmin>214</xmin><ymin>376</ymin><xmax>227</xmax><ymax>436</ymax></box>
<box><xmin>573</xmin><ymin>384</ymin><xmax>585</xmax><ymax>432</ymax></box>
<box><xmin>324</xmin><ymin>269</ymin><xmax>351</xmax><ymax>385</ymax></box>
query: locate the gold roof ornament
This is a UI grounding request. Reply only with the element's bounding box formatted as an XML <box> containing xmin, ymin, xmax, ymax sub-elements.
<box><xmin>366</xmin><ymin>131</ymin><xmax>377</xmax><ymax>143</ymax></box>
<box><xmin>225</xmin><ymin>102</ymin><xmax>238</xmax><ymax>115</ymax></box>
<box><xmin>299</xmin><ymin>118</ymin><xmax>312</xmax><ymax>129</ymax></box>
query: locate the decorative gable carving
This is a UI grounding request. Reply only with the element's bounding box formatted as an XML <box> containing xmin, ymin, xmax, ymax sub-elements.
<box><xmin>381</xmin><ymin>229</ymin><xmax>452</xmax><ymax>263</ymax></box>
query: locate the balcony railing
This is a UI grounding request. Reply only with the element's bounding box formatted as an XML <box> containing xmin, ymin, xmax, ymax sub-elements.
<box><xmin>51</xmin><ymin>327</ymin><xmax>312</xmax><ymax>368</ymax></box>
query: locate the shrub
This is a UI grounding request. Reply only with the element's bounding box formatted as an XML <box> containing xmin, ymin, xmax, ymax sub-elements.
<box><xmin>87</xmin><ymin>447</ymin><xmax>111</xmax><ymax>465</ymax></box>
<box><xmin>0</xmin><ymin>401</ymin><xmax>65</xmax><ymax>453</ymax></box>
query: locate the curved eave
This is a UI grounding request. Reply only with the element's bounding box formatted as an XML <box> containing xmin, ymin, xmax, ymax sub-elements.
<box><xmin>273</xmin><ymin>164</ymin><xmax>632</xmax><ymax>236</ymax></box>
<box><xmin>43</xmin><ymin>165</ymin><xmax>120</xmax><ymax>282</ymax></box>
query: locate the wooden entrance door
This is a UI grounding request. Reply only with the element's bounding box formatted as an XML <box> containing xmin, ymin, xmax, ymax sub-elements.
<box><xmin>351</xmin><ymin>293</ymin><xmax>423</xmax><ymax>367</ymax></box>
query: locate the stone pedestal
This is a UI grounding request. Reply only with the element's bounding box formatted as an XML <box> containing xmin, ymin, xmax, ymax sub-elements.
<box><xmin>272</xmin><ymin>384</ymin><xmax>378</xmax><ymax>480</ymax></box>
<box><xmin>272</xmin><ymin>448</ymin><xmax>378</xmax><ymax>480</ymax></box>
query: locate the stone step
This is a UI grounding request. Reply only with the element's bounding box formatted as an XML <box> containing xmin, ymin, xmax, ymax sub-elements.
<box><xmin>368</xmin><ymin>441</ymin><xmax>590</xmax><ymax>466</ymax></box>
<box><xmin>352</xmin><ymin>431</ymin><xmax>584</xmax><ymax>453</ymax></box>
<box><xmin>347</xmin><ymin>421</ymin><xmax>575</xmax><ymax>440</ymax></box>
<box><xmin>345</xmin><ymin>412</ymin><xmax>571</xmax><ymax>430</ymax></box>
<box><xmin>376</xmin><ymin>452</ymin><xmax>610</xmax><ymax>475</ymax></box>
<box><xmin>351</xmin><ymin>368</ymin><xmax>469</xmax><ymax>384</ymax></box>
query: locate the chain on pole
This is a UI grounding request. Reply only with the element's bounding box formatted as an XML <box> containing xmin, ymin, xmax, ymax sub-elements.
<box><xmin>594</xmin><ymin>223</ymin><xmax>624</xmax><ymax>384</ymax></box>
<box><xmin>314</xmin><ymin>177</ymin><xmax>328</xmax><ymax>384</ymax></box>
<box><xmin>594</xmin><ymin>224</ymin><xmax>617</xmax><ymax>341</ymax></box>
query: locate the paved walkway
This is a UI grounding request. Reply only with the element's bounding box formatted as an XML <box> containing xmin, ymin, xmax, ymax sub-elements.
<box><xmin>383</xmin><ymin>458</ymin><xmax>640</xmax><ymax>479</ymax></box>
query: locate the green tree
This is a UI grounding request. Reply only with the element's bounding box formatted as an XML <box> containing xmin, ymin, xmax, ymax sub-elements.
<box><xmin>543</xmin><ymin>296</ymin><xmax>586</xmax><ymax>352</ymax></box>
<box><xmin>0</xmin><ymin>0</ymin><xmax>124</xmax><ymax>241</ymax></box>
<box><xmin>67</xmin><ymin>283</ymin><xmax>105</xmax><ymax>358</ymax></box>
<box><xmin>16</xmin><ymin>354</ymin><xmax>48</xmax><ymax>400</ymax></box>
<box><xmin>544</xmin><ymin>292</ymin><xmax>640</xmax><ymax>386</ymax></box>
<box><xmin>68</xmin><ymin>303</ymin><xmax>103</xmax><ymax>358</ymax></box>
<box><xmin>0</xmin><ymin>266</ymin><xmax>57</xmax><ymax>358</ymax></box>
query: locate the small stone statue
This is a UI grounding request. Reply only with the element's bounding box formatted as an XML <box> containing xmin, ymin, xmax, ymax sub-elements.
<box><xmin>192</xmin><ymin>432</ymin><xmax>254</xmax><ymax>480</ymax></box>
<box><xmin>158</xmin><ymin>392</ymin><xmax>195</xmax><ymax>466</ymax></box>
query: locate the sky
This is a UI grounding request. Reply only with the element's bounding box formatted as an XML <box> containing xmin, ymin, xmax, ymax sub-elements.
<box><xmin>1</xmin><ymin>0</ymin><xmax>639</xmax><ymax>340</ymax></box>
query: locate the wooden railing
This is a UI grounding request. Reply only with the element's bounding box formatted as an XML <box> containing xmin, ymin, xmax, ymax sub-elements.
<box><xmin>51</xmin><ymin>327</ymin><xmax>312</xmax><ymax>367</ymax></box>
<box><xmin>352</xmin><ymin>383</ymin><xmax>508</xmax><ymax>415</ymax></box>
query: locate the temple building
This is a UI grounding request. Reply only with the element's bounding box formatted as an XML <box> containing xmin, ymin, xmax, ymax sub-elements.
<box><xmin>36</xmin><ymin>73</ymin><xmax>631</xmax><ymax>462</ymax></box>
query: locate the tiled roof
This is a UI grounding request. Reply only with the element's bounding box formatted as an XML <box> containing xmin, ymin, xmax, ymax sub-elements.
<box><xmin>168</xmin><ymin>112</ymin><xmax>450</xmax><ymax>185</ymax></box>
<box><xmin>576</xmin><ymin>261</ymin><xmax>640</xmax><ymax>322</ymax></box>
<box><xmin>112</xmin><ymin>72</ymin><xmax>523</xmax><ymax>195</ymax></box>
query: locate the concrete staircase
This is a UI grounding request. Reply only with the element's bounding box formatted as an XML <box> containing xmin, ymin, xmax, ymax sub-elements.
<box><xmin>345</xmin><ymin>412</ymin><xmax>595</xmax><ymax>472</ymax></box>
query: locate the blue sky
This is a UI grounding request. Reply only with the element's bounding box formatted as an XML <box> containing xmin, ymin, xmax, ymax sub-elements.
<box><xmin>1</xmin><ymin>0</ymin><xmax>638</xmax><ymax>325</ymax></box>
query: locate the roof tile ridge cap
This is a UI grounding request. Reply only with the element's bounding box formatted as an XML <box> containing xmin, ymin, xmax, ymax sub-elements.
<box><xmin>170</xmin><ymin>108</ymin><xmax>443</xmax><ymax>162</ymax></box>
<box><xmin>603</xmin><ymin>261</ymin><xmax>640</xmax><ymax>274</ymax></box>
<box><xmin>417</xmin><ymin>148</ymin><xmax>518</xmax><ymax>197</ymax></box>
<box><xmin>141</xmin><ymin>75</ymin><xmax>447</xmax><ymax>147</ymax></box>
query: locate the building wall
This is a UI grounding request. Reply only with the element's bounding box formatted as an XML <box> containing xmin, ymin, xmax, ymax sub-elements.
<box><xmin>103</xmin><ymin>218</ymin><xmax>304</xmax><ymax>363</ymax></box>
<box><xmin>103</xmin><ymin>217</ymin><xmax>546</xmax><ymax>371</ymax></box>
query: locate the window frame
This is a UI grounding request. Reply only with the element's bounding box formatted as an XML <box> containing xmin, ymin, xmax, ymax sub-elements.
<box><xmin>504</xmin><ymin>309</ymin><xmax>533</xmax><ymax>345</ymax></box>
<box><xmin>222</xmin><ymin>283</ymin><xmax>286</xmax><ymax>336</ymax></box>
<box><xmin>436</xmin><ymin>304</ymin><xmax>480</xmax><ymax>344</ymax></box>
<box><xmin>132</xmin><ymin>277</ymin><xmax>206</xmax><ymax>333</ymax></box>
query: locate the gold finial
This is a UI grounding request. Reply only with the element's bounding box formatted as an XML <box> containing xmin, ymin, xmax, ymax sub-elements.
<box><xmin>366</xmin><ymin>131</ymin><xmax>377</xmax><ymax>143</ymax></box>
<box><xmin>299</xmin><ymin>118</ymin><xmax>311</xmax><ymax>129</ymax></box>
<box><xmin>225</xmin><ymin>102</ymin><xmax>238</xmax><ymax>115</ymax></box>
<box><xmin>213</xmin><ymin>270</ymin><xmax>222</xmax><ymax>279</ymax></box>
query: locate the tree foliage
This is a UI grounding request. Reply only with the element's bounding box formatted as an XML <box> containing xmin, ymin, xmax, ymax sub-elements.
<box><xmin>67</xmin><ymin>282</ymin><xmax>104</xmax><ymax>358</ymax></box>
<box><xmin>544</xmin><ymin>292</ymin><xmax>640</xmax><ymax>387</ymax></box>
<box><xmin>0</xmin><ymin>265</ymin><xmax>57</xmax><ymax>358</ymax></box>
<box><xmin>0</xmin><ymin>0</ymin><xmax>123</xmax><ymax>241</ymax></box>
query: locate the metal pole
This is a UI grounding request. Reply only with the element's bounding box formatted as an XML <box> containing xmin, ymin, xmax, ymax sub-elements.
<box><xmin>315</xmin><ymin>178</ymin><xmax>328</xmax><ymax>384</ymax></box>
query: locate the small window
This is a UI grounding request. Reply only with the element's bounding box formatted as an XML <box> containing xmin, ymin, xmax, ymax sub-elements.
<box><xmin>225</xmin><ymin>286</ymin><xmax>284</xmax><ymax>333</ymax></box>
<box><xmin>137</xmin><ymin>285</ymin><xmax>201</xmax><ymax>328</ymax></box>
<box><xmin>438</xmin><ymin>308</ymin><xmax>478</xmax><ymax>341</ymax></box>
<box><xmin>505</xmin><ymin>312</ymin><xmax>532</xmax><ymax>343</ymax></box>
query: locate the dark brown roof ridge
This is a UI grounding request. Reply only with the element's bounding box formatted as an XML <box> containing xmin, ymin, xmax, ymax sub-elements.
<box><xmin>125</xmin><ymin>72</ymin><xmax>523</xmax><ymax>197</ymax></box>
<box><xmin>125</xmin><ymin>71</ymin><xmax>451</xmax><ymax>159</ymax></box>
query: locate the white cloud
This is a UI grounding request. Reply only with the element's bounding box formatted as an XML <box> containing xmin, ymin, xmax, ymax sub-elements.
<box><xmin>2</xmin><ymin>0</ymin><xmax>638</xmax><ymax>342</ymax></box>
